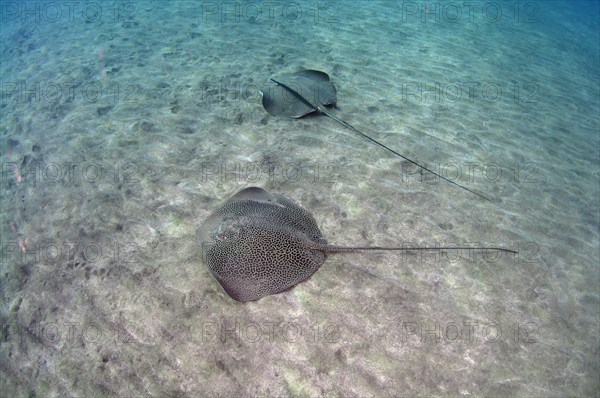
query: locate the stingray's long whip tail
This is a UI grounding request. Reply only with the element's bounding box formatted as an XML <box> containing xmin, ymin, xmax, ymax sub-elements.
<box><xmin>318</xmin><ymin>106</ymin><xmax>492</xmax><ymax>202</ymax></box>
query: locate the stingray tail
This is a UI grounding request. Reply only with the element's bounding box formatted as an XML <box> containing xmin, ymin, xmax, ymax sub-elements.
<box><xmin>318</xmin><ymin>107</ymin><xmax>492</xmax><ymax>202</ymax></box>
<box><xmin>324</xmin><ymin>245</ymin><xmax>518</xmax><ymax>254</ymax></box>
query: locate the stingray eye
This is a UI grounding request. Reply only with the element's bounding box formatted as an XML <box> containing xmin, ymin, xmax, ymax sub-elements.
<box><xmin>214</xmin><ymin>229</ymin><xmax>233</xmax><ymax>241</ymax></box>
<box><xmin>213</xmin><ymin>223</ymin><xmax>242</xmax><ymax>242</ymax></box>
<box><xmin>214</xmin><ymin>215</ymin><xmax>248</xmax><ymax>242</ymax></box>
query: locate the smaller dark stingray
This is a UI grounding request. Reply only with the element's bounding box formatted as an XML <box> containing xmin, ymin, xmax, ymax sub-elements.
<box><xmin>198</xmin><ymin>187</ymin><xmax>516</xmax><ymax>302</ymax></box>
<box><xmin>260</xmin><ymin>70</ymin><xmax>490</xmax><ymax>201</ymax></box>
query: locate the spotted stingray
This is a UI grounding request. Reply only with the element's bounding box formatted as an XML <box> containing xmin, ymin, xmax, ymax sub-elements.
<box><xmin>198</xmin><ymin>187</ymin><xmax>516</xmax><ymax>302</ymax></box>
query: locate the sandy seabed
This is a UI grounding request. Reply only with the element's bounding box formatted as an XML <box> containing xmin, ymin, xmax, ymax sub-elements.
<box><xmin>1</xmin><ymin>1</ymin><xmax>598</xmax><ymax>396</ymax></box>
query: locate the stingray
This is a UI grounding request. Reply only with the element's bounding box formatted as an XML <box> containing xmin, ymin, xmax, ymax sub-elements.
<box><xmin>260</xmin><ymin>70</ymin><xmax>490</xmax><ymax>201</ymax></box>
<box><xmin>198</xmin><ymin>187</ymin><xmax>516</xmax><ymax>302</ymax></box>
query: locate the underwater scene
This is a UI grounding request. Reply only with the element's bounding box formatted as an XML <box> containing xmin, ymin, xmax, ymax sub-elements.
<box><xmin>1</xmin><ymin>0</ymin><xmax>598</xmax><ymax>396</ymax></box>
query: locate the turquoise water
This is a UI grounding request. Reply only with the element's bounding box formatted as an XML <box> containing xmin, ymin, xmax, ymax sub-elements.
<box><xmin>1</xmin><ymin>1</ymin><xmax>598</xmax><ymax>396</ymax></box>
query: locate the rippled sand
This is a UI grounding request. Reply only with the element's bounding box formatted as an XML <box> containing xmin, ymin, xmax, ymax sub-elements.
<box><xmin>1</xmin><ymin>1</ymin><xmax>598</xmax><ymax>396</ymax></box>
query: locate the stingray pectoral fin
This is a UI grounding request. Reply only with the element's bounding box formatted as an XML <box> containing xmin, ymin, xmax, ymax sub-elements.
<box><xmin>261</xmin><ymin>80</ymin><xmax>316</xmax><ymax>118</ymax></box>
<box><xmin>276</xmin><ymin>70</ymin><xmax>337</xmax><ymax>107</ymax></box>
<box><xmin>215</xmin><ymin>274</ymin><xmax>267</xmax><ymax>302</ymax></box>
